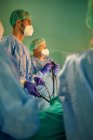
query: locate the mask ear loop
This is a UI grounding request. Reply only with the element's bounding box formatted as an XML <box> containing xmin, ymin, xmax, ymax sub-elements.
<box><xmin>18</xmin><ymin>20</ymin><xmax>25</xmax><ymax>34</ymax></box>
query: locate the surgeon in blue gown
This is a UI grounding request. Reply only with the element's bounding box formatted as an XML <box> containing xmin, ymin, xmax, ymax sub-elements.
<box><xmin>1</xmin><ymin>9</ymin><xmax>45</xmax><ymax>98</ymax></box>
<box><xmin>58</xmin><ymin>2</ymin><xmax>93</xmax><ymax>140</ymax></box>
<box><xmin>30</xmin><ymin>38</ymin><xmax>60</xmax><ymax>111</ymax></box>
<box><xmin>1</xmin><ymin>9</ymin><xmax>34</xmax><ymax>85</ymax></box>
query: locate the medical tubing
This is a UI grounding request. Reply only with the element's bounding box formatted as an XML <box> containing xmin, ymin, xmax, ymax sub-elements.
<box><xmin>47</xmin><ymin>58</ymin><xmax>55</xmax><ymax>97</ymax></box>
<box><xmin>44</xmin><ymin>83</ymin><xmax>51</xmax><ymax>100</ymax></box>
<box><xmin>39</xmin><ymin>94</ymin><xmax>50</xmax><ymax>103</ymax></box>
<box><xmin>52</xmin><ymin>67</ymin><xmax>55</xmax><ymax>97</ymax></box>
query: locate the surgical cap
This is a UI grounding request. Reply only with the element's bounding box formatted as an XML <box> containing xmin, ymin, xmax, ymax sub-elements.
<box><xmin>30</xmin><ymin>38</ymin><xmax>46</xmax><ymax>51</ymax></box>
<box><xmin>86</xmin><ymin>1</ymin><xmax>93</xmax><ymax>28</ymax></box>
<box><xmin>10</xmin><ymin>9</ymin><xmax>31</xmax><ymax>26</ymax></box>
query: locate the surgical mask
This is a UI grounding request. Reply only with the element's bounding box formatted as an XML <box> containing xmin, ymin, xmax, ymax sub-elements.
<box><xmin>24</xmin><ymin>25</ymin><xmax>34</xmax><ymax>36</ymax></box>
<box><xmin>41</xmin><ymin>48</ymin><xmax>49</xmax><ymax>57</ymax></box>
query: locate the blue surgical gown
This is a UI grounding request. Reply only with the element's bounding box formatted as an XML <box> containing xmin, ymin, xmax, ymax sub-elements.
<box><xmin>1</xmin><ymin>35</ymin><xmax>31</xmax><ymax>80</ymax></box>
<box><xmin>0</xmin><ymin>46</ymin><xmax>39</xmax><ymax>140</ymax></box>
<box><xmin>31</xmin><ymin>56</ymin><xmax>58</xmax><ymax>111</ymax></box>
<box><xmin>58</xmin><ymin>50</ymin><xmax>93</xmax><ymax>140</ymax></box>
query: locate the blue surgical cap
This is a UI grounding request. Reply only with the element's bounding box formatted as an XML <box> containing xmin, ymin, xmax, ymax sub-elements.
<box><xmin>10</xmin><ymin>9</ymin><xmax>31</xmax><ymax>26</ymax></box>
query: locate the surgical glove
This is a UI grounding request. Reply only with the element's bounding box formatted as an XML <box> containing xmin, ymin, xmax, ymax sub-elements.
<box><xmin>24</xmin><ymin>81</ymin><xmax>40</xmax><ymax>97</ymax></box>
<box><xmin>53</xmin><ymin>63</ymin><xmax>60</xmax><ymax>75</ymax></box>
<box><xmin>34</xmin><ymin>77</ymin><xmax>45</xmax><ymax>86</ymax></box>
<box><xmin>41</xmin><ymin>63</ymin><xmax>53</xmax><ymax>74</ymax></box>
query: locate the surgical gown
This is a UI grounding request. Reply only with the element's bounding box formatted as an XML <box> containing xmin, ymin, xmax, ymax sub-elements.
<box><xmin>31</xmin><ymin>56</ymin><xmax>58</xmax><ymax>111</ymax></box>
<box><xmin>58</xmin><ymin>50</ymin><xmax>93</xmax><ymax>140</ymax></box>
<box><xmin>0</xmin><ymin>45</ymin><xmax>39</xmax><ymax>140</ymax></box>
<box><xmin>1</xmin><ymin>35</ymin><xmax>31</xmax><ymax>81</ymax></box>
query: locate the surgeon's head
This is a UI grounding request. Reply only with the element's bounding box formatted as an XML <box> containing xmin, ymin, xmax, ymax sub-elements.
<box><xmin>10</xmin><ymin>9</ymin><xmax>34</xmax><ymax>38</ymax></box>
<box><xmin>30</xmin><ymin>38</ymin><xmax>49</xmax><ymax>59</ymax></box>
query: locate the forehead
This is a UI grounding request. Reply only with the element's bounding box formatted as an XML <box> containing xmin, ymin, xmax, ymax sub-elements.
<box><xmin>37</xmin><ymin>41</ymin><xmax>46</xmax><ymax>50</ymax></box>
<box><xmin>23</xmin><ymin>18</ymin><xmax>31</xmax><ymax>23</ymax></box>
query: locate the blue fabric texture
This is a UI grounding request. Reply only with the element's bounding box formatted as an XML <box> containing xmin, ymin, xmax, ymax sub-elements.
<box><xmin>1</xmin><ymin>35</ymin><xmax>31</xmax><ymax>81</ymax></box>
<box><xmin>58</xmin><ymin>50</ymin><xmax>93</xmax><ymax>140</ymax></box>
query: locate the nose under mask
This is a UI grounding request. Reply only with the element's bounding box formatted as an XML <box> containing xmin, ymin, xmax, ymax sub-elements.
<box><xmin>41</xmin><ymin>48</ymin><xmax>49</xmax><ymax>57</ymax></box>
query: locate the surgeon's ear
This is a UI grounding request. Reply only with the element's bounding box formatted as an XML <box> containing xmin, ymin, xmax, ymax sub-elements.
<box><xmin>16</xmin><ymin>20</ymin><xmax>21</xmax><ymax>26</ymax></box>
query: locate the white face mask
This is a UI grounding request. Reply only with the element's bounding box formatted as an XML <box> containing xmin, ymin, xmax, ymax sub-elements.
<box><xmin>24</xmin><ymin>25</ymin><xmax>34</xmax><ymax>36</ymax></box>
<box><xmin>41</xmin><ymin>48</ymin><xmax>49</xmax><ymax>57</ymax></box>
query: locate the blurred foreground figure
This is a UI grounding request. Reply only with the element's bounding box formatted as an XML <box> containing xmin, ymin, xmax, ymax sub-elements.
<box><xmin>58</xmin><ymin>51</ymin><xmax>93</xmax><ymax>140</ymax></box>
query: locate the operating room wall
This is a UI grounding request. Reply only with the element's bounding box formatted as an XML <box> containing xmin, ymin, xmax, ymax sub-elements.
<box><xmin>0</xmin><ymin>0</ymin><xmax>90</xmax><ymax>67</ymax></box>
